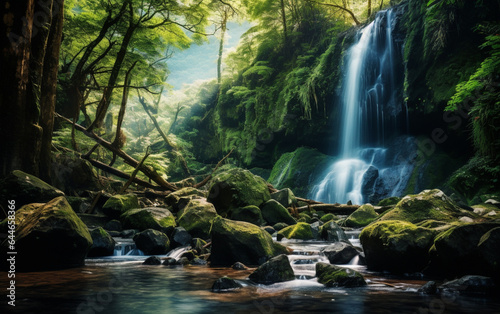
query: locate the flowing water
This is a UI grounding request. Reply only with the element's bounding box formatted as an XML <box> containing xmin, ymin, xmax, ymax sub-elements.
<box><xmin>310</xmin><ymin>9</ymin><xmax>414</xmax><ymax>205</ymax></box>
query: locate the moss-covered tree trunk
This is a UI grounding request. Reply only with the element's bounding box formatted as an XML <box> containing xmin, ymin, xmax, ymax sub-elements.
<box><xmin>0</xmin><ymin>0</ymin><xmax>64</xmax><ymax>179</ymax></box>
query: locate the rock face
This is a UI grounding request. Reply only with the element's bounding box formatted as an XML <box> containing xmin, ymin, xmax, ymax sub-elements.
<box><xmin>231</xmin><ymin>205</ymin><xmax>265</xmax><ymax>226</ymax></box>
<box><xmin>319</xmin><ymin>220</ymin><xmax>348</xmax><ymax>242</ymax></box>
<box><xmin>261</xmin><ymin>199</ymin><xmax>296</xmax><ymax>226</ymax></box>
<box><xmin>211</xmin><ymin>277</ymin><xmax>243</xmax><ymax>292</ymax></box>
<box><xmin>207</xmin><ymin>168</ymin><xmax>271</xmax><ymax>217</ymax></box>
<box><xmin>378</xmin><ymin>189</ymin><xmax>467</xmax><ymax>223</ymax></box>
<box><xmin>426</xmin><ymin>222</ymin><xmax>500</xmax><ymax>278</ymax></box>
<box><xmin>321</xmin><ymin>242</ymin><xmax>359</xmax><ymax>265</ymax></box>
<box><xmin>0</xmin><ymin>170</ymin><xmax>65</xmax><ymax>209</ymax></box>
<box><xmin>121</xmin><ymin>207</ymin><xmax>176</xmax><ymax>233</ymax></box>
<box><xmin>210</xmin><ymin>217</ymin><xmax>289</xmax><ymax>266</ymax></box>
<box><xmin>101</xmin><ymin>194</ymin><xmax>139</xmax><ymax>219</ymax></box>
<box><xmin>315</xmin><ymin>263</ymin><xmax>366</xmax><ymax>287</ymax></box>
<box><xmin>270</xmin><ymin>188</ymin><xmax>297</xmax><ymax>208</ymax></box>
<box><xmin>249</xmin><ymin>254</ymin><xmax>295</xmax><ymax>284</ymax></box>
<box><xmin>345</xmin><ymin>204</ymin><xmax>378</xmax><ymax>228</ymax></box>
<box><xmin>133</xmin><ymin>229</ymin><xmax>170</xmax><ymax>255</ymax></box>
<box><xmin>277</xmin><ymin>222</ymin><xmax>314</xmax><ymax>241</ymax></box>
<box><xmin>88</xmin><ymin>227</ymin><xmax>115</xmax><ymax>257</ymax></box>
<box><xmin>177</xmin><ymin>199</ymin><xmax>218</xmax><ymax>239</ymax></box>
<box><xmin>360</xmin><ymin>220</ymin><xmax>436</xmax><ymax>273</ymax></box>
<box><xmin>2</xmin><ymin>197</ymin><xmax>92</xmax><ymax>271</ymax></box>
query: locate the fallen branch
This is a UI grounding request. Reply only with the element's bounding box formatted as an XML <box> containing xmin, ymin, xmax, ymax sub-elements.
<box><xmin>119</xmin><ymin>147</ymin><xmax>150</xmax><ymax>194</ymax></box>
<box><xmin>194</xmin><ymin>148</ymin><xmax>234</xmax><ymax>189</ymax></box>
<box><xmin>296</xmin><ymin>204</ymin><xmax>360</xmax><ymax>215</ymax></box>
<box><xmin>55</xmin><ymin>113</ymin><xmax>177</xmax><ymax>191</ymax></box>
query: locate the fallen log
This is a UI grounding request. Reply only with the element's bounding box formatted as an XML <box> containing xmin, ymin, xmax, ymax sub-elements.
<box><xmin>296</xmin><ymin>204</ymin><xmax>360</xmax><ymax>215</ymax></box>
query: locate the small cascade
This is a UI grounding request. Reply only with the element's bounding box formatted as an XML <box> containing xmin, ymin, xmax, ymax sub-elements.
<box><xmin>166</xmin><ymin>246</ymin><xmax>191</xmax><ymax>261</ymax></box>
<box><xmin>347</xmin><ymin>255</ymin><xmax>360</xmax><ymax>266</ymax></box>
<box><xmin>114</xmin><ymin>238</ymin><xmax>143</xmax><ymax>256</ymax></box>
<box><xmin>310</xmin><ymin>9</ymin><xmax>413</xmax><ymax>205</ymax></box>
<box><xmin>271</xmin><ymin>153</ymin><xmax>295</xmax><ymax>188</ymax></box>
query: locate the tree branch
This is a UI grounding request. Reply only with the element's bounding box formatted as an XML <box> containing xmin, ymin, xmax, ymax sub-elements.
<box><xmin>305</xmin><ymin>0</ymin><xmax>361</xmax><ymax>25</ymax></box>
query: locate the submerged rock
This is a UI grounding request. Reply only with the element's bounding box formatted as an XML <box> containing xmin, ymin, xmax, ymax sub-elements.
<box><xmin>232</xmin><ymin>262</ymin><xmax>248</xmax><ymax>270</ymax></box>
<box><xmin>378</xmin><ymin>189</ymin><xmax>467</xmax><ymax>223</ymax></box>
<box><xmin>0</xmin><ymin>170</ymin><xmax>65</xmax><ymax>209</ymax></box>
<box><xmin>1</xmin><ymin>197</ymin><xmax>92</xmax><ymax>271</ymax></box>
<box><xmin>133</xmin><ymin>229</ymin><xmax>170</xmax><ymax>255</ymax></box>
<box><xmin>231</xmin><ymin>205</ymin><xmax>265</xmax><ymax>226</ymax></box>
<box><xmin>210</xmin><ymin>217</ymin><xmax>288</xmax><ymax>266</ymax></box>
<box><xmin>102</xmin><ymin>194</ymin><xmax>139</xmax><ymax>219</ymax></box>
<box><xmin>249</xmin><ymin>254</ymin><xmax>295</xmax><ymax>284</ymax></box>
<box><xmin>418</xmin><ymin>281</ymin><xmax>437</xmax><ymax>295</ymax></box>
<box><xmin>121</xmin><ymin>207</ymin><xmax>176</xmax><ymax>233</ymax></box>
<box><xmin>207</xmin><ymin>168</ymin><xmax>271</xmax><ymax>217</ymax></box>
<box><xmin>439</xmin><ymin>275</ymin><xmax>496</xmax><ymax>296</ymax></box>
<box><xmin>261</xmin><ymin>199</ymin><xmax>296</xmax><ymax>226</ymax></box>
<box><xmin>277</xmin><ymin>222</ymin><xmax>314</xmax><ymax>241</ymax></box>
<box><xmin>88</xmin><ymin>227</ymin><xmax>115</xmax><ymax>257</ymax></box>
<box><xmin>177</xmin><ymin>199</ymin><xmax>218</xmax><ymax>239</ymax></box>
<box><xmin>360</xmin><ymin>220</ymin><xmax>436</xmax><ymax>273</ymax></box>
<box><xmin>316</xmin><ymin>263</ymin><xmax>366</xmax><ymax>287</ymax></box>
<box><xmin>143</xmin><ymin>256</ymin><xmax>162</xmax><ymax>265</ymax></box>
<box><xmin>321</xmin><ymin>242</ymin><xmax>359</xmax><ymax>265</ymax></box>
<box><xmin>211</xmin><ymin>276</ymin><xmax>243</xmax><ymax>292</ymax></box>
<box><xmin>344</xmin><ymin>203</ymin><xmax>378</xmax><ymax>228</ymax></box>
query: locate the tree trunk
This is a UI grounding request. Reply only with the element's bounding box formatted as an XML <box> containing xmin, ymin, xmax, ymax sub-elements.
<box><xmin>40</xmin><ymin>0</ymin><xmax>65</xmax><ymax>182</ymax></box>
<box><xmin>367</xmin><ymin>0</ymin><xmax>372</xmax><ymax>18</ymax></box>
<box><xmin>217</xmin><ymin>10</ymin><xmax>228</xmax><ymax>86</ymax></box>
<box><xmin>280</xmin><ymin>0</ymin><xmax>288</xmax><ymax>43</ymax></box>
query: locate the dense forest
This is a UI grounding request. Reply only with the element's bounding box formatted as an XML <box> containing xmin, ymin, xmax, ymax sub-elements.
<box><xmin>1</xmin><ymin>0</ymin><xmax>500</xmax><ymax>312</ymax></box>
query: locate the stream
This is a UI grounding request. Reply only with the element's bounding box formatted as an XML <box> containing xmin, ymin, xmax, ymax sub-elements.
<box><xmin>3</xmin><ymin>234</ymin><xmax>500</xmax><ymax>313</ymax></box>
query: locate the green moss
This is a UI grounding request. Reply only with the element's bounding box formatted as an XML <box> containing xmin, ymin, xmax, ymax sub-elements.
<box><xmin>261</xmin><ymin>199</ymin><xmax>296</xmax><ymax>226</ymax></box>
<box><xmin>177</xmin><ymin>199</ymin><xmax>218</xmax><ymax>239</ymax></box>
<box><xmin>164</xmin><ymin>187</ymin><xmax>207</xmax><ymax>207</ymax></box>
<box><xmin>102</xmin><ymin>194</ymin><xmax>139</xmax><ymax>219</ymax></box>
<box><xmin>377</xmin><ymin>197</ymin><xmax>401</xmax><ymax>207</ymax></box>
<box><xmin>121</xmin><ymin>207</ymin><xmax>176</xmax><ymax>232</ymax></box>
<box><xmin>345</xmin><ymin>204</ymin><xmax>378</xmax><ymax>228</ymax></box>
<box><xmin>316</xmin><ymin>263</ymin><xmax>366</xmax><ymax>287</ymax></box>
<box><xmin>320</xmin><ymin>213</ymin><xmax>337</xmax><ymax>223</ymax></box>
<box><xmin>231</xmin><ymin>205</ymin><xmax>265</xmax><ymax>226</ymax></box>
<box><xmin>277</xmin><ymin>222</ymin><xmax>314</xmax><ymax>240</ymax></box>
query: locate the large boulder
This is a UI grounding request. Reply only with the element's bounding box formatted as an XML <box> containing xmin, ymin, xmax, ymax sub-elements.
<box><xmin>345</xmin><ymin>204</ymin><xmax>378</xmax><ymax>228</ymax></box>
<box><xmin>0</xmin><ymin>170</ymin><xmax>65</xmax><ymax>211</ymax></box>
<box><xmin>120</xmin><ymin>207</ymin><xmax>176</xmax><ymax>233</ymax></box>
<box><xmin>277</xmin><ymin>222</ymin><xmax>314</xmax><ymax>241</ymax></box>
<box><xmin>426</xmin><ymin>222</ymin><xmax>500</xmax><ymax>278</ymax></box>
<box><xmin>1</xmin><ymin>197</ymin><xmax>92</xmax><ymax>271</ymax></box>
<box><xmin>133</xmin><ymin>229</ymin><xmax>170</xmax><ymax>255</ymax></box>
<box><xmin>88</xmin><ymin>227</ymin><xmax>115</xmax><ymax>257</ymax></box>
<box><xmin>207</xmin><ymin>168</ymin><xmax>271</xmax><ymax>217</ymax></box>
<box><xmin>249</xmin><ymin>254</ymin><xmax>295</xmax><ymax>284</ymax></box>
<box><xmin>101</xmin><ymin>194</ymin><xmax>139</xmax><ymax>219</ymax></box>
<box><xmin>231</xmin><ymin>205</ymin><xmax>265</xmax><ymax>226</ymax></box>
<box><xmin>321</xmin><ymin>242</ymin><xmax>359</xmax><ymax>265</ymax></box>
<box><xmin>378</xmin><ymin>189</ymin><xmax>468</xmax><ymax>223</ymax></box>
<box><xmin>319</xmin><ymin>220</ymin><xmax>348</xmax><ymax>242</ymax></box>
<box><xmin>315</xmin><ymin>263</ymin><xmax>366</xmax><ymax>287</ymax></box>
<box><xmin>261</xmin><ymin>200</ymin><xmax>296</xmax><ymax>226</ymax></box>
<box><xmin>360</xmin><ymin>220</ymin><xmax>437</xmax><ymax>273</ymax></box>
<box><xmin>270</xmin><ymin>188</ymin><xmax>297</xmax><ymax>208</ymax></box>
<box><xmin>177</xmin><ymin>199</ymin><xmax>218</xmax><ymax>239</ymax></box>
<box><xmin>210</xmin><ymin>217</ymin><xmax>289</xmax><ymax>266</ymax></box>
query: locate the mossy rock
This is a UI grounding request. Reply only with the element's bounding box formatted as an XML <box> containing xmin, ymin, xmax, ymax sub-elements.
<box><xmin>207</xmin><ymin>168</ymin><xmax>271</xmax><ymax>217</ymax></box>
<box><xmin>133</xmin><ymin>229</ymin><xmax>170</xmax><ymax>255</ymax></box>
<box><xmin>88</xmin><ymin>227</ymin><xmax>115</xmax><ymax>257</ymax></box>
<box><xmin>231</xmin><ymin>205</ymin><xmax>264</xmax><ymax>226</ymax></box>
<box><xmin>273</xmin><ymin>222</ymin><xmax>289</xmax><ymax>231</ymax></box>
<box><xmin>345</xmin><ymin>204</ymin><xmax>378</xmax><ymax>228</ymax></box>
<box><xmin>270</xmin><ymin>188</ymin><xmax>297</xmax><ymax>208</ymax></box>
<box><xmin>316</xmin><ymin>263</ymin><xmax>366</xmax><ymax>287</ymax></box>
<box><xmin>320</xmin><ymin>213</ymin><xmax>337</xmax><ymax>223</ymax></box>
<box><xmin>1</xmin><ymin>197</ymin><xmax>92</xmax><ymax>271</ymax></box>
<box><xmin>177</xmin><ymin>199</ymin><xmax>218</xmax><ymax>240</ymax></box>
<box><xmin>360</xmin><ymin>220</ymin><xmax>437</xmax><ymax>273</ymax></box>
<box><xmin>277</xmin><ymin>222</ymin><xmax>314</xmax><ymax>241</ymax></box>
<box><xmin>0</xmin><ymin>170</ymin><xmax>65</xmax><ymax>209</ymax></box>
<box><xmin>426</xmin><ymin>222</ymin><xmax>500</xmax><ymax>278</ymax></box>
<box><xmin>378</xmin><ymin>189</ymin><xmax>468</xmax><ymax>224</ymax></box>
<box><xmin>249</xmin><ymin>254</ymin><xmax>295</xmax><ymax>284</ymax></box>
<box><xmin>261</xmin><ymin>199</ymin><xmax>296</xmax><ymax>226</ymax></box>
<box><xmin>102</xmin><ymin>194</ymin><xmax>139</xmax><ymax>219</ymax></box>
<box><xmin>415</xmin><ymin>219</ymin><xmax>456</xmax><ymax>232</ymax></box>
<box><xmin>377</xmin><ymin>197</ymin><xmax>401</xmax><ymax>206</ymax></box>
<box><xmin>121</xmin><ymin>207</ymin><xmax>176</xmax><ymax>233</ymax></box>
<box><xmin>319</xmin><ymin>220</ymin><xmax>348</xmax><ymax>242</ymax></box>
<box><xmin>210</xmin><ymin>217</ymin><xmax>289</xmax><ymax>266</ymax></box>
<box><xmin>164</xmin><ymin>187</ymin><xmax>207</xmax><ymax>208</ymax></box>
<box><xmin>298</xmin><ymin>213</ymin><xmax>312</xmax><ymax>223</ymax></box>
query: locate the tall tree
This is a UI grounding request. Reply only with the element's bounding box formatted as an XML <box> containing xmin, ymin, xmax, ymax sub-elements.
<box><xmin>0</xmin><ymin>0</ymin><xmax>65</xmax><ymax>179</ymax></box>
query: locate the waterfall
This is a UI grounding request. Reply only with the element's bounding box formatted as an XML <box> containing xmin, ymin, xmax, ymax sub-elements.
<box><xmin>310</xmin><ymin>9</ymin><xmax>414</xmax><ymax>205</ymax></box>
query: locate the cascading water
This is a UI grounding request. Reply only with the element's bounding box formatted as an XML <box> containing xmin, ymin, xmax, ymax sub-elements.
<box><xmin>310</xmin><ymin>9</ymin><xmax>415</xmax><ymax>205</ymax></box>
